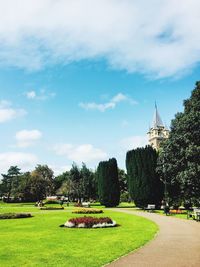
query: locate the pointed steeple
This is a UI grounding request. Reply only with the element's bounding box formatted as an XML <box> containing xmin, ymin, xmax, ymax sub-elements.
<box><xmin>152</xmin><ymin>102</ymin><xmax>163</xmax><ymax>128</ymax></box>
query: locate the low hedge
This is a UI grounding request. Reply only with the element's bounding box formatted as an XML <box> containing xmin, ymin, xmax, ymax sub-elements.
<box><xmin>0</xmin><ymin>213</ymin><xmax>32</xmax><ymax>219</ymax></box>
<box><xmin>40</xmin><ymin>207</ymin><xmax>64</xmax><ymax>210</ymax></box>
<box><xmin>72</xmin><ymin>208</ymin><xmax>103</xmax><ymax>214</ymax></box>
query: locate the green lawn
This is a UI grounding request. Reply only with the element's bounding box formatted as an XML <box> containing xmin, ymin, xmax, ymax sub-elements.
<box><xmin>0</xmin><ymin>202</ymin><xmax>158</xmax><ymax>267</ymax></box>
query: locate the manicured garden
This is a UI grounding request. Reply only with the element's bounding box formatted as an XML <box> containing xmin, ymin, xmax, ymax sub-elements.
<box><xmin>0</xmin><ymin>202</ymin><xmax>158</xmax><ymax>267</ymax></box>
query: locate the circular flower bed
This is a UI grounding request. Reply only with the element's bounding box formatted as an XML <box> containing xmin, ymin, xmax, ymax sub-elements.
<box><xmin>0</xmin><ymin>213</ymin><xmax>32</xmax><ymax>220</ymax></box>
<box><xmin>72</xmin><ymin>208</ymin><xmax>103</xmax><ymax>214</ymax></box>
<box><xmin>63</xmin><ymin>216</ymin><xmax>117</xmax><ymax>228</ymax></box>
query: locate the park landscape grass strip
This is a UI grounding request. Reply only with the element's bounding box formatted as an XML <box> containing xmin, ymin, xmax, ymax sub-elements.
<box><xmin>0</xmin><ymin>203</ymin><xmax>158</xmax><ymax>267</ymax></box>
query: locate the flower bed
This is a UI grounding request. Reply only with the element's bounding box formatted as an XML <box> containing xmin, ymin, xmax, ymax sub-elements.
<box><xmin>72</xmin><ymin>208</ymin><xmax>103</xmax><ymax>214</ymax></box>
<box><xmin>40</xmin><ymin>207</ymin><xmax>64</xmax><ymax>210</ymax></box>
<box><xmin>63</xmin><ymin>216</ymin><xmax>117</xmax><ymax>228</ymax></box>
<box><xmin>0</xmin><ymin>213</ymin><xmax>32</xmax><ymax>220</ymax></box>
<box><xmin>170</xmin><ymin>209</ymin><xmax>187</xmax><ymax>214</ymax></box>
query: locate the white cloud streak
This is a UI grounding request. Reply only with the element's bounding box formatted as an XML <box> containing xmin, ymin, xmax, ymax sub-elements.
<box><xmin>80</xmin><ymin>93</ymin><xmax>137</xmax><ymax>112</ymax></box>
<box><xmin>25</xmin><ymin>90</ymin><xmax>56</xmax><ymax>100</ymax></box>
<box><xmin>0</xmin><ymin>100</ymin><xmax>26</xmax><ymax>123</ymax></box>
<box><xmin>0</xmin><ymin>152</ymin><xmax>38</xmax><ymax>174</ymax></box>
<box><xmin>53</xmin><ymin>143</ymin><xmax>107</xmax><ymax>163</ymax></box>
<box><xmin>0</xmin><ymin>1</ymin><xmax>199</xmax><ymax>77</ymax></box>
<box><xmin>15</xmin><ymin>129</ymin><xmax>42</xmax><ymax>148</ymax></box>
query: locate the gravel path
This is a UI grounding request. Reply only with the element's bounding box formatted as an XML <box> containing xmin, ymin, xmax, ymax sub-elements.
<box><xmin>107</xmin><ymin>209</ymin><xmax>200</xmax><ymax>267</ymax></box>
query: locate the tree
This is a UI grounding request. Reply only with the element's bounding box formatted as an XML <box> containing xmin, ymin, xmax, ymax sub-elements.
<box><xmin>34</xmin><ymin>165</ymin><xmax>54</xmax><ymax>196</ymax></box>
<box><xmin>118</xmin><ymin>168</ymin><xmax>130</xmax><ymax>202</ymax></box>
<box><xmin>126</xmin><ymin>146</ymin><xmax>164</xmax><ymax>208</ymax></box>
<box><xmin>97</xmin><ymin>158</ymin><xmax>120</xmax><ymax>207</ymax></box>
<box><xmin>54</xmin><ymin>171</ymin><xmax>70</xmax><ymax>191</ymax></box>
<box><xmin>1</xmin><ymin>166</ymin><xmax>21</xmax><ymax>202</ymax></box>
<box><xmin>29</xmin><ymin>170</ymin><xmax>47</xmax><ymax>201</ymax></box>
<box><xmin>157</xmin><ymin>81</ymin><xmax>200</xmax><ymax>207</ymax></box>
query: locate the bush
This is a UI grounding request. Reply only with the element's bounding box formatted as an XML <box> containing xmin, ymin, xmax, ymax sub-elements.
<box><xmin>63</xmin><ymin>216</ymin><xmax>117</xmax><ymax>228</ymax></box>
<box><xmin>0</xmin><ymin>213</ymin><xmax>32</xmax><ymax>219</ymax></box>
<box><xmin>72</xmin><ymin>208</ymin><xmax>103</xmax><ymax>214</ymax></box>
<box><xmin>40</xmin><ymin>207</ymin><xmax>64</xmax><ymax>210</ymax></box>
<box><xmin>44</xmin><ymin>200</ymin><xmax>59</xmax><ymax>205</ymax></box>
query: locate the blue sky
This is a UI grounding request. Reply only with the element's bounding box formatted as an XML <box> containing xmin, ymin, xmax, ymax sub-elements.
<box><xmin>0</xmin><ymin>0</ymin><xmax>199</xmax><ymax>175</ymax></box>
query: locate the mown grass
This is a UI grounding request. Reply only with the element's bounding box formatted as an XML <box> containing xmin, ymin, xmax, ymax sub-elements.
<box><xmin>0</xmin><ymin>202</ymin><xmax>157</xmax><ymax>267</ymax></box>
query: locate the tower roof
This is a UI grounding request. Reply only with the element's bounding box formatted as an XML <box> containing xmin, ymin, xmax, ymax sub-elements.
<box><xmin>152</xmin><ymin>103</ymin><xmax>164</xmax><ymax>128</ymax></box>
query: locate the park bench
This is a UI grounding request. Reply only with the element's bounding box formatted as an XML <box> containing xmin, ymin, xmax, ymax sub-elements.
<box><xmin>192</xmin><ymin>208</ymin><xmax>200</xmax><ymax>221</ymax></box>
<box><xmin>146</xmin><ymin>204</ymin><xmax>156</xmax><ymax>212</ymax></box>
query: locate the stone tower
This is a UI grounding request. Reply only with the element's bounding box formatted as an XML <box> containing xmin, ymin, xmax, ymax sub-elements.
<box><xmin>148</xmin><ymin>104</ymin><xmax>169</xmax><ymax>150</ymax></box>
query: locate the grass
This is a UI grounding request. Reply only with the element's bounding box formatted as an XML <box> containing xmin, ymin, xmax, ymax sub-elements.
<box><xmin>0</xmin><ymin>202</ymin><xmax>158</xmax><ymax>267</ymax></box>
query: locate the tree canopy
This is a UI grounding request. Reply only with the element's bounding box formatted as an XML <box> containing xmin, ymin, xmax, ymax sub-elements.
<box><xmin>157</xmin><ymin>81</ymin><xmax>200</xmax><ymax>207</ymax></box>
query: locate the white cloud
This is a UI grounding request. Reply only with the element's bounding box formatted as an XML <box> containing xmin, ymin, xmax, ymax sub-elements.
<box><xmin>121</xmin><ymin>135</ymin><xmax>148</xmax><ymax>151</ymax></box>
<box><xmin>49</xmin><ymin>165</ymin><xmax>71</xmax><ymax>176</ymax></box>
<box><xmin>26</xmin><ymin>91</ymin><xmax>36</xmax><ymax>99</ymax></box>
<box><xmin>0</xmin><ymin>100</ymin><xmax>26</xmax><ymax>123</ymax></box>
<box><xmin>15</xmin><ymin>129</ymin><xmax>42</xmax><ymax>147</ymax></box>
<box><xmin>0</xmin><ymin>152</ymin><xmax>37</xmax><ymax>174</ymax></box>
<box><xmin>25</xmin><ymin>90</ymin><xmax>56</xmax><ymax>100</ymax></box>
<box><xmin>0</xmin><ymin>1</ymin><xmax>199</xmax><ymax>77</ymax></box>
<box><xmin>80</xmin><ymin>93</ymin><xmax>137</xmax><ymax>112</ymax></box>
<box><xmin>53</xmin><ymin>143</ymin><xmax>107</xmax><ymax>163</ymax></box>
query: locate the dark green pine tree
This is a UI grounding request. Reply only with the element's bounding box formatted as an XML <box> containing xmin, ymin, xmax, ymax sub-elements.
<box><xmin>126</xmin><ymin>146</ymin><xmax>164</xmax><ymax>208</ymax></box>
<box><xmin>97</xmin><ymin>158</ymin><xmax>120</xmax><ymax>207</ymax></box>
<box><xmin>157</xmin><ymin>81</ymin><xmax>200</xmax><ymax>207</ymax></box>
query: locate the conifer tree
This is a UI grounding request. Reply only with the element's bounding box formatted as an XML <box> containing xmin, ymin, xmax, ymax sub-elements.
<box><xmin>97</xmin><ymin>158</ymin><xmax>120</xmax><ymax>207</ymax></box>
<box><xmin>126</xmin><ymin>146</ymin><xmax>164</xmax><ymax>208</ymax></box>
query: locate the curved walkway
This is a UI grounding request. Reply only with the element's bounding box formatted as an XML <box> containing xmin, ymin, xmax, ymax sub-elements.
<box><xmin>107</xmin><ymin>209</ymin><xmax>200</xmax><ymax>267</ymax></box>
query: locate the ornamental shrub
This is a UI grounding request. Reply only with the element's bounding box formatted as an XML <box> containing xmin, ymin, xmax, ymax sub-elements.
<box><xmin>0</xmin><ymin>213</ymin><xmax>32</xmax><ymax>219</ymax></box>
<box><xmin>72</xmin><ymin>208</ymin><xmax>103</xmax><ymax>214</ymax></box>
<box><xmin>40</xmin><ymin>207</ymin><xmax>64</xmax><ymax>210</ymax></box>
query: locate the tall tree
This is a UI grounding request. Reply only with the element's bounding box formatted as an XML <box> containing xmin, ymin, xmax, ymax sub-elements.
<box><xmin>1</xmin><ymin>166</ymin><xmax>21</xmax><ymax>202</ymax></box>
<box><xmin>126</xmin><ymin>146</ymin><xmax>164</xmax><ymax>208</ymax></box>
<box><xmin>157</xmin><ymin>81</ymin><xmax>200</xmax><ymax>206</ymax></box>
<box><xmin>34</xmin><ymin>165</ymin><xmax>54</xmax><ymax>196</ymax></box>
<box><xmin>97</xmin><ymin>158</ymin><xmax>120</xmax><ymax>207</ymax></box>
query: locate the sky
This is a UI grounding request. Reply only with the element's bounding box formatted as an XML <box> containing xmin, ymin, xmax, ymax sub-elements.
<box><xmin>0</xmin><ymin>0</ymin><xmax>200</xmax><ymax>175</ymax></box>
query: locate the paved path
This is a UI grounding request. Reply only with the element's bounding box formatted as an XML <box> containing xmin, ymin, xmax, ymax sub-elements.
<box><xmin>107</xmin><ymin>209</ymin><xmax>200</xmax><ymax>267</ymax></box>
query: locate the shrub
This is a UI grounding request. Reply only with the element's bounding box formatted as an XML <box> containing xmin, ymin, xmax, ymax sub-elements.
<box><xmin>72</xmin><ymin>208</ymin><xmax>103</xmax><ymax>214</ymax></box>
<box><xmin>0</xmin><ymin>213</ymin><xmax>32</xmax><ymax>219</ymax></box>
<box><xmin>44</xmin><ymin>200</ymin><xmax>59</xmax><ymax>205</ymax></box>
<box><xmin>40</xmin><ymin>207</ymin><xmax>64</xmax><ymax>210</ymax></box>
<box><xmin>63</xmin><ymin>216</ymin><xmax>117</xmax><ymax>228</ymax></box>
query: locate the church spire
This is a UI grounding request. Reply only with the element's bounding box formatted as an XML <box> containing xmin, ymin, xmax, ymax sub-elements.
<box><xmin>148</xmin><ymin>102</ymin><xmax>169</xmax><ymax>150</ymax></box>
<box><xmin>152</xmin><ymin>102</ymin><xmax>163</xmax><ymax>128</ymax></box>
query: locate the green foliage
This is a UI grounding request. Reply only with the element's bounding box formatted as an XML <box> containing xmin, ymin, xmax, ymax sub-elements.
<box><xmin>0</xmin><ymin>213</ymin><xmax>32</xmax><ymax>219</ymax></box>
<box><xmin>97</xmin><ymin>158</ymin><xmax>120</xmax><ymax>207</ymax></box>
<box><xmin>1</xmin><ymin>166</ymin><xmax>21</xmax><ymax>202</ymax></box>
<box><xmin>126</xmin><ymin>146</ymin><xmax>164</xmax><ymax>208</ymax></box>
<box><xmin>158</xmin><ymin>81</ymin><xmax>200</xmax><ymax>206</ymax></box>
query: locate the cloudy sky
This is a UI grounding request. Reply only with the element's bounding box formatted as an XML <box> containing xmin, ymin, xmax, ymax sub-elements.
<box><xmin>0</xmin><ymin>0</ymin><xmax>199</xmax><ymax>175</ymax></box>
